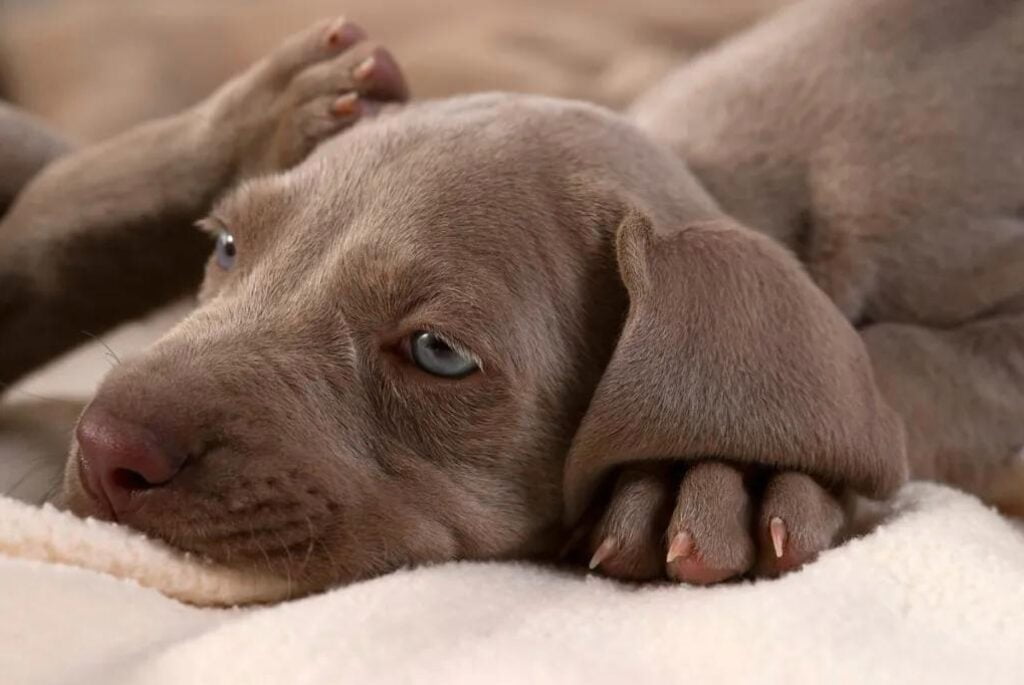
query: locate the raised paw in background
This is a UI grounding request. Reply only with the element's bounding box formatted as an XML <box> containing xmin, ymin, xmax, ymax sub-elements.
<box><xmin>202</xmin><ymin>16</ymin><xmax>410</xmax><ymax>177</ymax></box>
<box><xmin>0</xmin><ymin>17</ymin><xmax>411</xmax><ymax>388</ymax></box>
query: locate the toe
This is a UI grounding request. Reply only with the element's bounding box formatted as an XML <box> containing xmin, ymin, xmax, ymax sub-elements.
<box><xmin>755</xmin><ymin>471</ymin><xmax>847</xmax><ymax>577</ymax></box>
<box><xmin>587</xmin><ymin>465</ymin><xmax>674</xmax><ymax>581</ymax></box>
<box><xmin>293</xmin><ymin>44</ymin><xmax>409</xmax><ymax>103</ymax></box>
<box><xmin>351</xmin><ymin>47</ymin><xmax>410</xmax><ymax>101</ymax></box>
<box><xmin>666</xmin><ymin>461</ymin><xmax>755</xmax><ymax>584</ymax></box>
<box><xmin>300</xmin><ymin>94</ymin><xmax>363</xmax><ymax>137</ymax></box>
<box><xmin>265</xmin><ymin>17</ymin><xmax>367</xmax><ymax>83</ymax></box>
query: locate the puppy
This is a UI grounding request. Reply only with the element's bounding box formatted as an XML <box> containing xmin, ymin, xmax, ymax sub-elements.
<box><xmin>3</xmin><ymin>0</ymin><xmax>1022</xmax><ymax>593</ymax></box>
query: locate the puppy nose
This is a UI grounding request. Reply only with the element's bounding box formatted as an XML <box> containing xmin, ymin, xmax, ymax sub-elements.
<box><xmin>75</xmin><ymin>406</ymin><xmax>187</xmax><ymax>516</ymax></box>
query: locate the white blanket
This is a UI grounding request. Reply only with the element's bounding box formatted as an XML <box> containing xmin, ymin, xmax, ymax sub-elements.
<box><xmin>1</xmin><ymin>483</ymin><xmax>1023</xmax><ymax>684</ymax></box>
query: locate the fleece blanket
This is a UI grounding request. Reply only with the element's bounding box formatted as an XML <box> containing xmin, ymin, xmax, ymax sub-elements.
<box><xmin>1</xmin><ymin>483</ymin><xmax>1023</xmax><ymax>685</ymax></box>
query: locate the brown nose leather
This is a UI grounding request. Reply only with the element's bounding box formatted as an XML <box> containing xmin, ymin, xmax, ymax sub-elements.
<box><xmin>75</xmin><ymin>405</ymin><xmax>188</xmax><ymax>516</ymax></box>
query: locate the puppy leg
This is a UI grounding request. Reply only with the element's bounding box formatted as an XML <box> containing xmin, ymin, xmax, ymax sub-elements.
<box><xmin>0</xmin><ymin>18</ymin><xmax>408</xmax><ymax>389</ymax></box>
<box><xmin>584</xmin><ymin>312</ymin><xmax>1024</xmax><ymax>583</ymax></box>
<box><xmin>861</xmin><ymin>314</ymin><xmax>1024</xmax><ymax>515</ymax></box>
<box><xmin>0</xmin><ymin>103</ymin><xmax>69</xmax><ymax>216</ymax></box>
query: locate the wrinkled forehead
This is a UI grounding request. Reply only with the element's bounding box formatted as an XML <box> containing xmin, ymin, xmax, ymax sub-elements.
<box><xmin>225</xmin><ymin>105</ymin><xmax>562</xmax><ymax>233</ymax></box>
<box><xmin>211</xmin><ymin>115</ymin><xmax>580</xmax><ymax>334</ymax></box>
<box><xmin>215</xmin><ymin>93</ymin><xmax>637</xmax><ymax>257</ymax></box>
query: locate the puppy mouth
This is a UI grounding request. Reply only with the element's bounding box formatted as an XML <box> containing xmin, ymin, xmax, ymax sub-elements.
<box><xmin>62</xmin><ymin>471</ymin><xmax>334</xmax><ymax>573</ymax></box>
<box><xmin>170</xmin><ymin>517</ymin><xmax>326</xmax><ymax>567</ymax></box>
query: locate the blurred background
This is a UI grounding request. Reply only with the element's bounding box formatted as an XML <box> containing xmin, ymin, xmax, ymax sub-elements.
<box><xmin>0</xmin><ymin>0</ymin><xmax>791</xmax><ymax>498</ymax></box>
<box><xmin>0</xmin><ymin>0</ymin><xmax>790</xmax><ymax>141</ymax></box>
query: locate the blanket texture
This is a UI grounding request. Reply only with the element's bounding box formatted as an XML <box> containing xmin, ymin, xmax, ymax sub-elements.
<box><xmin>1</xmin><ymin>483</ymin><xmax>1022</xmax><ymax>684</ymax></box>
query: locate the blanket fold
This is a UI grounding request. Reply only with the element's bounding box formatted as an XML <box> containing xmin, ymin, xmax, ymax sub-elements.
<box><xmin>1</xmin><ymin>483</ymin><xmax>1023</xmax><ymax>684</ymax></box>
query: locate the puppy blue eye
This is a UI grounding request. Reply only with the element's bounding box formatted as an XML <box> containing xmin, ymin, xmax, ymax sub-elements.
<box><xmin>215</xmin><ymin>230</ymin><xmax>236</xmax><ymax>270</ymax></box>
<box><xmin>410</xmin><ymin>332</ymin><xmax>478</xmax><ymax>378</ymax></box>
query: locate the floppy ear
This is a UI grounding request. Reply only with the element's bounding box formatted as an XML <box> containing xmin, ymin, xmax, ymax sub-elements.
<box><xmin>563</xmin><ymin>210</ymin><xmax>907</xmax><ymax>523</ymax></box>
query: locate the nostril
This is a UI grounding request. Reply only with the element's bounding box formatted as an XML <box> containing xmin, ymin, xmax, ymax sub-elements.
<box><xmin>111</xmin><ymin>468</ymin><xmax>158</xmax><ymax>492</ymax></box>
<box><xmin>75</xmin><ymin>405</ymin><xmax>190</xmax><ymax>515</ymax></box>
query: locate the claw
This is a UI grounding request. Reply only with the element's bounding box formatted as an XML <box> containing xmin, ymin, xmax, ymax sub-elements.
<box><xmin>769</xmin><ymin>516</ymin><xmax>787</xmax><ymax>559</ymax></box>
<box><xmin>666</xmin><ymin>530</ymin><xmax>694</xmax><ymax>564</ymax></box>
<box><xmin>325</xmin><ymin>18</ymin><xmax>364</xmax><ymax>49</ymax></box>
<box><xmin>331</xmin><ymin>93</ymin><xmax>359</xmax><ymax>116</ymax></box>
<box><xmin>325</xmin><ymin>18</ymin><xmax>346</xmax><ymax>45</ymax></box>
<box><xmin>353</xmin><ymin>56</ymin><xmax>376</xmax><ymax>81</ymax></box>
<box><xmin>588</xmin><ymin>537</ymin><xmax>618</xmax><ymax>570</ymax></box>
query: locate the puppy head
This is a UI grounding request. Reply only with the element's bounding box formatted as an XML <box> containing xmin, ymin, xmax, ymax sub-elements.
<box><xmin>60</xmin><ymin>94</ymin><xmax>904</xmax><ymax>592</ymax></box>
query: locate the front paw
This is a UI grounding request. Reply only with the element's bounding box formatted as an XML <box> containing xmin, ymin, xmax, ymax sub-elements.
<box><xmin>585</xmin><ymin>462</ymin><xmax>849</xmax><ymax>584</ymax></box>
<box><xmin>203</xmin><ymin>17</ymin><xmax>409</xmax><ymax>178</ymax></box>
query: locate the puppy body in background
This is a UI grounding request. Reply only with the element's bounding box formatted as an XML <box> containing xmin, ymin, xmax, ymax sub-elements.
<box><xmin>1</xmin><ymin>0</ymin><xmax>1022</xmax><ymax>592</ymax></box>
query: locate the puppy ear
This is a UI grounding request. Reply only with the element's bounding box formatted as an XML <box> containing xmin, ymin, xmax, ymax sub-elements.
<box><xmin>563</xmin><ymin>210</ymin><xmax>907</xmax><ymax>523</ymax></box>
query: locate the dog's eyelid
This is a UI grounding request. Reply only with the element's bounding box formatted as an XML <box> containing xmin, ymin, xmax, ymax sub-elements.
<box><xmin>428</xmin><ymin>330</ymin><xmax>485</xmax><ymax>373</ymax></box>
<box><xmin>390</xmin><ymin>300</ymin><xmax>485</xmax><ymax>364</ymax></box>
<box><xmin>195</xmin><ymin>215</ymin><xmax>230</xmax><ymax>236</ymax></box>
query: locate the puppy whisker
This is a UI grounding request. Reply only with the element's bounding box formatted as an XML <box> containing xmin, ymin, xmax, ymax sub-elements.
<box><xmin>300</xmin><ymin>515</ymin><xmax>316</xmax><ymax>571</ymax></box>
<box><xmin>249</xmin><ymin>520</ymin><xmax>276</xmax><ymax>582</ymax></box>
<box><xmin>274</xmin><ymin>530</ymin><xmax>296</xmax><ymax>599</ymax></box>
<box><xmin>81</xmin><ymin>330</ymin><xmax>122</xmax><ymax>368</ymax></box>
<box><xmin>3</xmin><ymin>461</ymin><xmax>49</xmax><ymax>499</ymax></box>
<box><xmin>316</xmin><ymin>537</ymin><xmax>340</xmax><ymax>579</ymax></box>
<box><xmin>41</xmin><ymin>478</ymin><xmax>64</xmax><ymax>506</ymax></box>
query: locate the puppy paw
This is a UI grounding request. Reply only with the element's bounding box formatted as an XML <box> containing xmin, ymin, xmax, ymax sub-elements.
<box><xmin>585</xmin><ymin>462</ymin><xmax>847</xmax><ymax>584</ymax></box>
<box><xmin>203</xmin><ymin>17</ymin><xmax>409</xmax><ymax>177</ymax></box>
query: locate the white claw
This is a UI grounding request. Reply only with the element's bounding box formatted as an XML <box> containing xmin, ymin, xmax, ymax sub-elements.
<box><xmin>666</xmin><ymin>530</ymin><xmax>694</xmax><ymax>564</ymax></box>
<box><xmin>589</xmin><ymin>537</ymin><xmax>618</xmax><ymax>570</ymax></box>
<box><xmin>769</xmin><ymin>516</ymin><xmax>787</xmax><ymax>559</ymax></box>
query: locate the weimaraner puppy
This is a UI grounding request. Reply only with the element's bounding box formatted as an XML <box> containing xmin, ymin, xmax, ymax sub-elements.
<box><xmin>1</xmin><ymin>0</ymin><xmax>1021</xmax><ymax>593</ymax></box>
